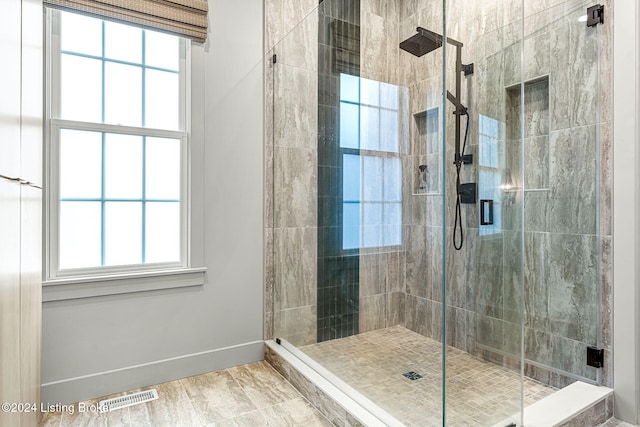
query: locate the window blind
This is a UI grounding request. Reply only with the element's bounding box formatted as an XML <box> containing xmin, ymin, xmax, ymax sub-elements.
<box><xmin>44</xmin><ymin>0</ymin><xmax>208</xmax><ymax>42</ymax></box>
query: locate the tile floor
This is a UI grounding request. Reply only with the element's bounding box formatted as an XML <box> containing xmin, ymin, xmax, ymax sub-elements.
<box><xmin>301</xmin><ymin>326</ymin><xmax>556</xmax><ymax>426</ymax></box>
<box><xmin>39</xmin><ymin>361</ymin><xmax>332</xmax><ymax>427</ymax></box>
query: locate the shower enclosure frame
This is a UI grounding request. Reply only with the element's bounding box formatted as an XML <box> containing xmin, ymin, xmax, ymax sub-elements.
<box><xmin>264</xmin><ymin>0</ymin><xmax>611</xmax><ymax>424</ymax></box>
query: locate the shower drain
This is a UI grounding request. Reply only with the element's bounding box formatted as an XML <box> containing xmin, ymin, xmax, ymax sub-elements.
<box><xmin>402</xmin><ymin>371</ymin><xmax>423</xmax><ymax>381</ymax></box>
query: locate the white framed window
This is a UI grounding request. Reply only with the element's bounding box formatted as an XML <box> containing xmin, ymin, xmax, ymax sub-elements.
<box><xmin>339</xmin><ymin>73</ymin><xmax>403</xmax><ymax>251</ymax></box>
<box><xmin>44</xmin><ymin>8</ymin><xmax>204</xmax><ymax>295</ymax></box>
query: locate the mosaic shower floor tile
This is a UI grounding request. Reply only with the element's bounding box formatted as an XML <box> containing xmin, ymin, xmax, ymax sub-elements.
<box><xmin>301</xmin><ymin>326</ymin><xmax>556</xmax><ymax>426</ymax></box>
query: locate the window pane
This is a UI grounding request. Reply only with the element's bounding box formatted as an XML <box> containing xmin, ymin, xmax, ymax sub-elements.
<box><xmin>382</xmin><ymin>207</ymin><xmax>402</xmax><ymax>246</ymax></box>
<box><xmin>60</xmin><ymin>54</ymin><xmax>102</xmax><ymax>122</ymax></box>
<box><xmin>363</xmin><ymin>202</ymin><xmax>382</xmax><ymax>225</ymax></box>
<box><xmin>360</xmin><ymin>78</ymin><xmax>379</xmax><ymax>106</ymax></box>
<box><xmin>383</xmin><ymin>158</ymin><xmax>402</xmax><ymax>201</ymax></box>
<box><xmin>362</xmin><ymin>225</ymin><xmax>382</xmax><ymax>248</ymax></box>
<box><xmin>60</xmin><ymin>11</ymin><xmax>102</xmax><ymax>57</ymax></box>
<box><xmin>145</xmin><ymin>202</ymin><xmax>180</xmax><ymax>263</ymax></box>
<box><xmin>104</xmin><ymin>21</ymin><xmax>142</xmax><ymax>63</ymax></box>
<box><xmin>362</xmin><ymin>156</ymin><xmax>383</xmax><ymax>201</ymax></box>
<box><xmin>146</xmin><ymin>31</ymin><xmax>180</xmax><ymax>71</ymax></box>
<box><xmin>59</xmin><ymin>202</ymin><xmax>101</xmax><ymax>269</ymax></box>
<box><xmin>339</xmin><ymin>73</ymin><xmax>359</xmax><ymax>103</ymax></box>
<box><xmin>340</xmin><ymin>102</ymin><xmax>359</xmax><ymax>149</ymax></box>
<box><xmin>380</xmin><ymin>109</ymin><xmax>399</xmax><ymax>153</ymax></box>
<box><xmin>104</xmin><ymin>62</ymin><xmax>142</xmax><ymax>126</ymax></box>
<box><xmin>104</xmin><ymin>134</ymin><xmax>143</xmax><ymax>199</ymax></box>
<box><xmin>342</xmin><ymin>154</ymin><xmax>360</xmax><ymax>202</ymax></box>
<box><xmin>379</xmin><ymin>82</ymin><xmax>399</xmax><ymax>109</ymax></box>
<box><xmin>342</xmin><ymin>203</ymin><xmax>360</xmax><ymax>250</ymax></box>
<box><xmin>104</xmin><ymin>202</ymin><xmax>142</xmax><ymax>265</ymax></box>
<box><xmin>60</xmin><ymin>129</ymin><xmax>102</xmax><ymax>199</ymax></box>
<box><xmin>146</xmin><ymin>137</ymin><xmax>181</xmax><ymax>199</ymax></box>
<box><xmin>145</xmin><ymin>69</ymin><xmax>180</xmax><ymax>130</ymax></box>
<box><xmin>360</xmin><ymin>106</ymin><xmax>380</xmax><ymax>151</ymax></box>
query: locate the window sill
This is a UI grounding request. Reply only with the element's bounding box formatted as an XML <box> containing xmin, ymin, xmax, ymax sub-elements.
<box><xmin>42</xmin><ymin>267</ymin><xmax>207</xmax><ymax>302</ymax></box>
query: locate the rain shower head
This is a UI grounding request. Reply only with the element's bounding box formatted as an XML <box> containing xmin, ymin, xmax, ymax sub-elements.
<box><xmin>399</xmin><ymin>27</ymin><xmax>464</xmax><ymax>57</ymax></box>
<box><xmin>399</xmin><ymin>27</ymin><xmax>443</xmax><ymax>57</ymax></box>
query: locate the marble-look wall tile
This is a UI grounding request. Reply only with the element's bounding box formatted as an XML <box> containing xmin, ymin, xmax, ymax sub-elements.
<box><xmin>549</xmin><ymin>126</ymin><xmax>596</xmax><ymax>197</ymax></box>
<box><xmin>599</xmin><ymin>122</ymin><xmax>612</xmax><ymax>236</ymax></box>
<box><xmin>405</xmin><ymin>225</ymin><xmax>430</xmax><ymax>299</ymax></box>
<box><xmin>274</xmin><ymin>147</ymin><xmax>317</xmax><ymax>228</ymax></box>
<box><xmin>283</xmin><ymin>0</ymin><xmax>318</xmax><ymax>41</ymax></box>
<box><xmin>265</xmin><ymin>345</ymin><xmax>291</xmax><ymax>381</ymax></box>
<box><xmin>523</xmin><ymin>231</ymin><xmax>549</xmax><ymax>333</ymax></box>
<box><xmin>265</xmin><ymin>0</ymin><xmax>284</xmax><ymax>53</ymax></box>
<box><xmin>445</xmin><ymin>228</ymin><xmax>477</xmax><ymax>311</ymax></box>
<box><xmin>288</xmin><ymin>369</ymin><xmax>347</xmax><ymax>426</ymax></box>
<box><xmin>274</xmin><ymin>65</ymin><xmax>318</xmax><ymax>151</ymax></box>
<box><xmin>503</xmin><ymin>41</ymin><xmax>522</xmax><ymax>89</ymax></box>
<box><xmin>549</xmin><ymin>22</ymin><xmax>571</xmax><ymax>131</ymax></box>
<box><xmin>274</xmin><ymin>227</ymin><xmax>317</xmax><ymax>311</ymax></box>
<box><xmin>404</xmin><ymin>294</ymin><xmax>432</xmax><ymax>339</ymax></box>
<box><xmin>502</xmin><ymin>317</ymin><xmax>522</xmax><ymax>357</ymax></box>
<box><xmin>282</xmin><ymin>13</ymin><xmax>318</xmax><ymax>71</ymax></box>
<box><xmin>274</xmin><ymin>305</ymin><xmax>317</xmax><ymax>346</ymax></box>
<box><xmin>388</xmin><ymin>291</ymin><xmax>406</xmax><ymax>326</ymax></box>
<box><xmin>524</xmin><ymin>31</ymin><xmax>550</xmax><ymax>81</ymax></box>
<box><xmin>265</xmin><ymin>228</ymin><xmax>275</xmax><ymax>339</ymax></box>
<box><xmin>550</xmin><ymin>333</ymin><xmax>598</xmax><ymax>381</ymax></box>
<box><xmin>426</xmin><ymin>225</ymin><xmax>443</xmax><ymax>303</ymax></box>
<box><xmin>601</xmin><ymin>237</ymin><xmax>612</xmax><ymax>351</ymax></box>
<box><xmin>260</xmin><ymin>398</ymin><xmax>334</xmax><ymax>426</ymax></box>
<box><xmin>384</xmin><ymin>251</ymin><xmax>403</xmax><ymax>293</ymax></box>
<box><xmin>359</xmin><ymin>294</ymin><xmax>387</xmax><ymax>332</ymax></box>
<box><xmin>557</xmin><ymin>395</ymin><xmax>612</xmax><ymax>427</ymax></box>
<box><xmin>361</xmin><ymin>12</ymin><xmax>388</xmax><ymax>83</ymax></box>
<box><xmin>524</xmin><ymin>136</ymin><xmax>549</xmax><ymax>189</ymax></box>
<box><xmin>546</xmin><ymin>233</ymin><xmax>598</xmax><ymax>344</ymax></box>
<box><xmin>265</xmin><ymin>144</ymin><xmax>274</xmax><ymax>228</ymax></box>
<box><xmin>476</xmin><ymin>235</ymin><xmax>504</xmax><ymax>319</ymax></box>
<box><xmin>476</xmin><ymin>314</ymin><xmax>505</xmax><ymax>352</ymax></box>
<box><xmin>359</xmin><ymin>253</ymin><xmax>384</xmax><ymax>297</ymax></box>
<box><xmin>229</xmin><ymin>362</ymin><xmax>303</xmax><ymax>411</ymax></box>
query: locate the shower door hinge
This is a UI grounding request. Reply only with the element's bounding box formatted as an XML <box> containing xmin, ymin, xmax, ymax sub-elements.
<box><xmin>586</xmin><ymin>4</ymin><xmax>604</xmax><ymax>27</ymax></box>
<box><xmin>272</xmin><ymin>54</ymin><xmax>277</xmax><ymax>64</ymax></box>
<box><xmin>586</xmin><ymin>346</ymin><xmax>604</xmax><ymax>368</ymax></box>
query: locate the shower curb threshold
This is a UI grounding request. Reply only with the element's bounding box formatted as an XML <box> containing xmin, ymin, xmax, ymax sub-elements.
<box><xmin>265</xmin><ymin>339</ymin><xmax>403</xmax><ymax>427</ymax></box>
<box><xmin>493</xmin><ymin>381</ymin><xmax>613</xmax><ymax>427</ymax></box>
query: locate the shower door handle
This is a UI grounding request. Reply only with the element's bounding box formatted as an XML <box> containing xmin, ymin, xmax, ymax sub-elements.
<box><xmin>480</xmin><ymin>199</ymin><xmax>493</xmax><ymax>225</ymax></box>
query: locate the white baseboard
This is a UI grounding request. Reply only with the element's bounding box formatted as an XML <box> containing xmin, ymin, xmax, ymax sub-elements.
<box><xmin>41</xmin><ymin>340</ymin><xmax>264</xmax><ymax>405</ymax></box>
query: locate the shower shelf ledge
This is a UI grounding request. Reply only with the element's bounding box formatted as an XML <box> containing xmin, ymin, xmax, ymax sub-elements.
<box><xmin>492</xmin><ymin>381</ymin><xmax>613</xmax><ymax>427</ymax></box>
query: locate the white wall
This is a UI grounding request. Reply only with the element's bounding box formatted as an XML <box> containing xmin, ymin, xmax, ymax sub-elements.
<box><xmin>41</xmin><ymin>0</ymin><xmax>265</xmax><ymax>405</ymax></box>
<box><xmin>613</xmin><ymin>0</ymin><xmax>640</xmax><ymax>422</ymax></box>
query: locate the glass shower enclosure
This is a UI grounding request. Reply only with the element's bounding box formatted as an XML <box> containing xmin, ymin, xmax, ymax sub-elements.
<box><xmin>265</xmin><ymin>0</ymin><xmax>609</xmax><ymax>425</ymax></box>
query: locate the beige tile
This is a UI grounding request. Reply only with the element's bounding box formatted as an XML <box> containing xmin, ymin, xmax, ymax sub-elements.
<box><xmin>128</xmin><ymin>382</ymin><xmax>201</xmax><ymax>427</ymax></box>
<box><xmin>301</xmin><ymin>326</ymin><xmax>556</xmax><ymax>426</ymax></box>
<box><xmin>260</xmin><ymin>398</ymin><xmax>333</xmax><ymax>427</ymax></box>
<box><xmin>180</xmin><ymin>372</ymin><xmax>257</xmax><ymax>425</ymax></box>
<box><xmin>39</xmin><ymin>410</ymin><xmax>62</xmax><ymax>427</ymax></box>
<box><xmin>212</xmin><ymin>409</ymin><xmax>268</xmax><ymax>427</ymax></box>
<box><xmin>227</xmin><ymin>362</ymin><xmax>301</xmax><ymax>409</ymax></box>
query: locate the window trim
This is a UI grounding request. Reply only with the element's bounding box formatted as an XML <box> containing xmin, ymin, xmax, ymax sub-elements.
<box><xmin>43</xmin><ymin>8</ymin><xmax>205</xmax><ymax>299</ymax></box>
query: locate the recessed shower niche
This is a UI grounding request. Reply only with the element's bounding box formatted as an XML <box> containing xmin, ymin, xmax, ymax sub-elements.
<box><xmin>506</xmin><ymin>77</ymin><xmax>550</xmax><ymax>192</ymax></box>
<box><xmin>413</xmin><ymin>107</ymin><xmax>440</xmax><ymax>194</ymax></box>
